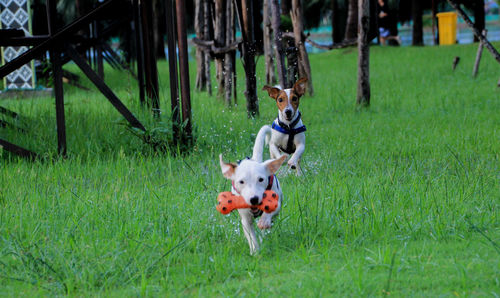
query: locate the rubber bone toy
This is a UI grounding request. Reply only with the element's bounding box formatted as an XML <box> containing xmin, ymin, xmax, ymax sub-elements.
<box><xmin>217</xmin><ymin>190</ymin><xmax>279</xmax><ymax>215</ymax></box>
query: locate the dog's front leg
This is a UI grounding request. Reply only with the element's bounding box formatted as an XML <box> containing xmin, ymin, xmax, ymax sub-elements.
<box><xmin>258</xmin><ymin>201</ymin><xmax>281</xmax><ymax>230</ymax></box>
<box><xmin>238</xmin><ymin>209</ymin><xmax>259</xmax><ymax>255</ymax></box>
<box><xmin>269</xmin><ymin>143</ymin><xmax>282</xmax><ymax>160</ymax></box>
<box><xmin>288</xmin><ymin>140</ymin><xmax>305</xmax><ymax>175</ymax></box>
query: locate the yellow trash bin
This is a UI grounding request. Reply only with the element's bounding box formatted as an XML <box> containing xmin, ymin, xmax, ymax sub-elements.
<box><xmin>437</xmin><ymin>12</ymin><xmax>458</xmax><ymax>45</ymax></box>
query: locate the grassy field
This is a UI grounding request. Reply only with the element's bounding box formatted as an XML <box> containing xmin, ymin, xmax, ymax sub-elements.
<box><xmin>1</xmin><ymin>43</ymin><xmax>499</xmax><ymax>296</ymax></box>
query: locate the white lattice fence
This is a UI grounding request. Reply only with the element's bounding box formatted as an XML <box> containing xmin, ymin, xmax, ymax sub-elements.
<box><xmin>0</xmin><ymin>0</ymin><xmax>35</xmax><ymax>89</ymax></box>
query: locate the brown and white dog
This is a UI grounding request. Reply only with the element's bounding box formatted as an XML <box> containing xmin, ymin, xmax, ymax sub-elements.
<box><xmin>253</xmin><ymin>78</ymin><xmax>308</xmax><ymax>174</ymax></box>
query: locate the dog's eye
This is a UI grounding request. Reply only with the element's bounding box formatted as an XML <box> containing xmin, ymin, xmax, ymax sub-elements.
<box><xmin>239</xmin><ymin>180</ymin><xmax>244</xmax><ymax>185</ymax></box>
<box><xmin>278</xmin><ymin>98</ymin><xmax>283</xmax><ymax>103</ymax></box>
<box><xmin>291</xmin><ymin>96</ymin><xmax>298</xmax><ymax>101</ymax></box>
<box><xmin>258</xmin><ymin>177</ymin><xmax>264</xmax><ymax>182</ymax></box>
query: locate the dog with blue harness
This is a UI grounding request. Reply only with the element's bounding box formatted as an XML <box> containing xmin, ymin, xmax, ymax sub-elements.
<box><xmin>253</xmin><ymin>78</ymin><xmax>308</xmax><ymax>175</ymax></box>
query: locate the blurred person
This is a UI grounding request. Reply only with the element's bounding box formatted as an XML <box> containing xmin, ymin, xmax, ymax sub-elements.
<box><xmin>378</xmin><ymin>0</ymin><xmax>400</xmax><ymax>45</ymax></box>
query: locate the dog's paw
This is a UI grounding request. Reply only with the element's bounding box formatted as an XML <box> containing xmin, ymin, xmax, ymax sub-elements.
<box><xmin>257</xmin><ymin>217</ymin><xmax>272</xmax><ymax>230</ymax></box>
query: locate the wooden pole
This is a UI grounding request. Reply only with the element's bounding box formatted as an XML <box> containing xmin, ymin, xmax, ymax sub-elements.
<box><xmin>472</xmin><ymin>30</ymin><xmax>487</xmax><ymax>78</ymax></box>
<box><xmin>412</xmin><ymin>0</ymin><xmax>423</xmax><ymax>46</ymax></box>
<box><xmin>214</xmin><ymin>0</ymin><xmax>226</xmax><ymax>97</ymax></box>
<box><xmin>447</xmin><ymin>0</ymin><xmax>500</xmax><ymax>64</ymax></box>
<box><xmin>47</xmin><ymin>0</ymin><xmax>67</xmax><ymax>156</ymax></box>
<box><xmin>166</xmin><ymin>0</ymin><xmax>180</xmax><ymax>142</ymax></box>
<box><xmin>203</xmin><ymin>0</ymin><xmax>212</xmax><ymax>96</ymax></box>
<box><xmin>95</xmin><ymin>21</ymin><xmax>104</xmax><ymax>79</ymax></box>
<box><xmin>345</xmin><ymin>0</ymin><xmax>358</xmax><ymax>40</ymax></box>
<box><xmin>263</xmin><ymin>0</ymin><xmax>276</xmax><ymax>85</ymax></box>
<box><xmin>0</xmin><ymin>138</ymin><xmax>37</xmax><ymax>159</ymax></box>
<box><xmin>357</xmin><ymin>0</ymin><xmax>370</xmax><ymax>106</ymax></box>
<box><xmin>238</xmin><ymin>0</ymin><xmax>259</xmax><ymax>117</ymax></box>
<box><xmin>290</xmin><ymin>0</ymin><xmax>313</xmax><ymax>95</ymax></box>
<box><xmin>133</xmin><ymin>0</ymin><xmax>146</xmax><ymax>105</ymax></box>
<box><xmin>270</xmin><ymin>0</ymin><xmax>287</xmax><ymax>88</ymax></box>
<box><xmin>66</xmin><ymin>45</ymin><xmax>146</xmax><ymax>131</ymax></box>
<box><xmin>194</xmin><ymin>0</ymin><xmax>206</xmax><ymax>91</ymax></box>
<box><xmin>224</xmin><ymin>0</ymin><xmax>235</xmax><ymax>105</ymax></box>
<box><xmin>176</xmin><ymin>0</ymin><xmax>193</xmax><ymax>141</ymax></box>
<box><xmin>141</xmin><ymin>0</ymin><xmax>160</xmax><ymax>116</ymax></box>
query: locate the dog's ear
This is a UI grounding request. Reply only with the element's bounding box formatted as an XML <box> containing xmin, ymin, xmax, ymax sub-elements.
<box><xmin>219</xmin><ymin>154</ymin><xmax>237</xmax><ymax>179</ymax></box>
<box><xmin>262</xmin><ymin>85</ymin><xmax>281</xmax><ymax>100</ymax></box>
<box><xmin>264</xmin><ymin>155</ymin><xmax>287</xmax><ymax>175</ymax></box>
<box><xmin>293</xmin><ymin>78</ymin><xmax>308</xmax><ymax>97</ymax></box>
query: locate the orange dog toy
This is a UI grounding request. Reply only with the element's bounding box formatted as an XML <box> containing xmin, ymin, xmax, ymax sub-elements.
<box><xmin>217</xmin><ymin>190</ymin><xmax>279</xmax><ymax>215</ymax></box>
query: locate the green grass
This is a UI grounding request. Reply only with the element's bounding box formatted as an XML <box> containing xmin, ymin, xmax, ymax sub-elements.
<box><xmin>1</xmin><ymin>43</ymin><xmax>499</xmax><ymax>296</ymax></box>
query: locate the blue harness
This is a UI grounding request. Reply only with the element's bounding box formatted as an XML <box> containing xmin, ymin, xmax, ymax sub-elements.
<box><xmin>271</xmin><ymin>112</ymin><xmax>306</xmax><ymax>154</ymax></box>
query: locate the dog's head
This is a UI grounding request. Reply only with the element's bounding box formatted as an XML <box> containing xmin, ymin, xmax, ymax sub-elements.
<box><xmin>262</xmin><ymin>78</ymin><xmax>308</xmax><ymax>122</ymax></box>
<box><xmin>219</xmin><ymin>154</ymin><xmax>286</xmax><ymax>206</ymax></box>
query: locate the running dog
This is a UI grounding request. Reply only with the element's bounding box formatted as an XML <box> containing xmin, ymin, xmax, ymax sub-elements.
<box><xmin>255</xmin><ymin>77</ymin><xmax>308</xmax><ymax>175</ymax></box>
<box><xmin>219</xmin><ymin>153</ymin><xmax>286</xmax><ymax>255</ymax></box>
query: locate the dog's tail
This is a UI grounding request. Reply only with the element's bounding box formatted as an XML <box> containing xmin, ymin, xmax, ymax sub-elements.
<box><xmin>252</xmin><ymin>125</ymin><xmax>272</xmax><ymax>162</ymax></box>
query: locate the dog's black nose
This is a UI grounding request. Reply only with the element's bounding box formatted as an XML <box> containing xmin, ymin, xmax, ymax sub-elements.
<box><xmin>285</xmin><ymin>110</ymin><xmax>292</xmax><ymax>118</ymax></box>
<box><xmin>250</xmin><ymin>196</ymin><xmax>259</xmax><ymax>205</ymax></box>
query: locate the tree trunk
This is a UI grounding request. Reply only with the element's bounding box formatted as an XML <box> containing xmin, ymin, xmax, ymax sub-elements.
<box><xmin>473</xmin><ymin>0</ymin><xmax>485</xmax><ymax>42</ymax></box>
<box><xmin>153</xmin><ymin>0</ymin><xmax>165</xmax><ymax>59</ymax></box>
<box><xmin>165</xmin><ymin>0</ymin><xmax>180</xmax><ymax>141</ymax></box>
<box><xmin>270</xmin><ymin>0</ymin><xmax>287</xmax><ymax>88</ymax></box>
<box><xmin>203</xmin><ymin>0</ymin><xmax>212</xmax><ymax>96</ymax></box>
<box><xmin>412</xmin><ymin>0</ymin><xmax>423</xmax><ymax>46</ymax></box>
<box><xmin>291</xmin><ymin>0</ymin><xmax>313</xmax><ymax>95</ymax></box>
<box><xmin>285</xmin><ymin>37</ymin><xmax>298</xmax><ymax>87</ymax></box>
<box><xmin>332</xmin><ymin>0</ymin><xmax>348</xmax><ymax>43</ymax></box>
<box><xmin>345</xmin><ymin>0</ymin><xmax>358</xmax><ymax>40</ymax></box>
<box><xmin>239</xmin><ymin>0</ymin><xmax>259</xmax><ymax>117</ymax></box>
<box><xmin>263</xmin><ymin>0</ymin><xmax>276</xmax><ymax>85</ymax></box>
<box><xmin>176</xmin><ymin>0</ymin><xmax>192</xmax><ymax>141</ymax></box>
<box><xmin>332</xmin><ymin>0</ymin><xmax>338</xmax><ymax>43</ymax></box>
<box><xmin>252</xmin><ymin>0</ymin><xmax>264</xmax><ymax>54</ymax></box>
<box><xmin>224</xmin><ymin>0</ymin><xmax>235</xmax><ymax>105</ymax></box>
<box><xmin>214</xmin><ymin>0</ymin><xmax>226</xmax><ymax>97</ymax></box>
<box><xmin>140</xmin><ymin>0</ymin><xmax>160</xmax><ymax>113</ymax></box>
<box><xmin>357</xmin><ymin>0</ymin><xmax>370</xmax><ymax>106</ymax></box>
<box><xmin>195</xmin><ymin>0</ymin><xmax>206</xmax><ymax>91</ymax></box>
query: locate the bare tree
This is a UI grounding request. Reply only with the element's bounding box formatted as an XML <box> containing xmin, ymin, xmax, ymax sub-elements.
<box><xmin>357</xmin><ymin>0</ymin><xmax>370</xmax><ymax>106</ymax></box>
<box><xmin>290</xmin><ymin>0</ymin><xmax>313</xmax><ymax>95</ymax></box>
<box><xmin>412</xmin><ymin>0</ymin><xmax>423</xmax><ymax>45</ymax></box>
<box><xmin>224</xmin><ymin>0</ymin><xmax>235</xmax><ymax>105</ymax></box>
<box><xmin>214</xmin><ymin>0</ymin><xmax>226</xmax><ymax>96</ymax></box>
<box><xmin>237</xmin><ymin>0</ymin><xmax>259</xmax><ymax>116</ymax></box>
<box><xmin>203</xmin><ymin>0</ymin><xmax>212</xmax><ymax>96</ymax></box>
<box><xmin>263</xmin><ymin>0</ymin><xmax>276</xmax><ymax>85</ymax></box>
<box><xmin>345</xmin><ymin>0</ymin><xmax>358</xmax><ymax>40</ymax></box>
<box><xmin>270</xmin><ymin>0</ymin><xmax>287</xmax><ymax>87</ymax></box>
<box><xmin>195</xmin><ymin>0</ymin><xmax>206</xmax><ymax>91</ymax></box>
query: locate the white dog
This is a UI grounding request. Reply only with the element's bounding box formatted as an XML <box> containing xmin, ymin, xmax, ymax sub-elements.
<box><xmin>257</xmin><ymin>77</ymin><xmax>308</xmax><ymax>174</ymax></box>
<box><xmin>219</xmin><ymin>151</ymin><xmax>286</xmax><ymax>255</ymax></box>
